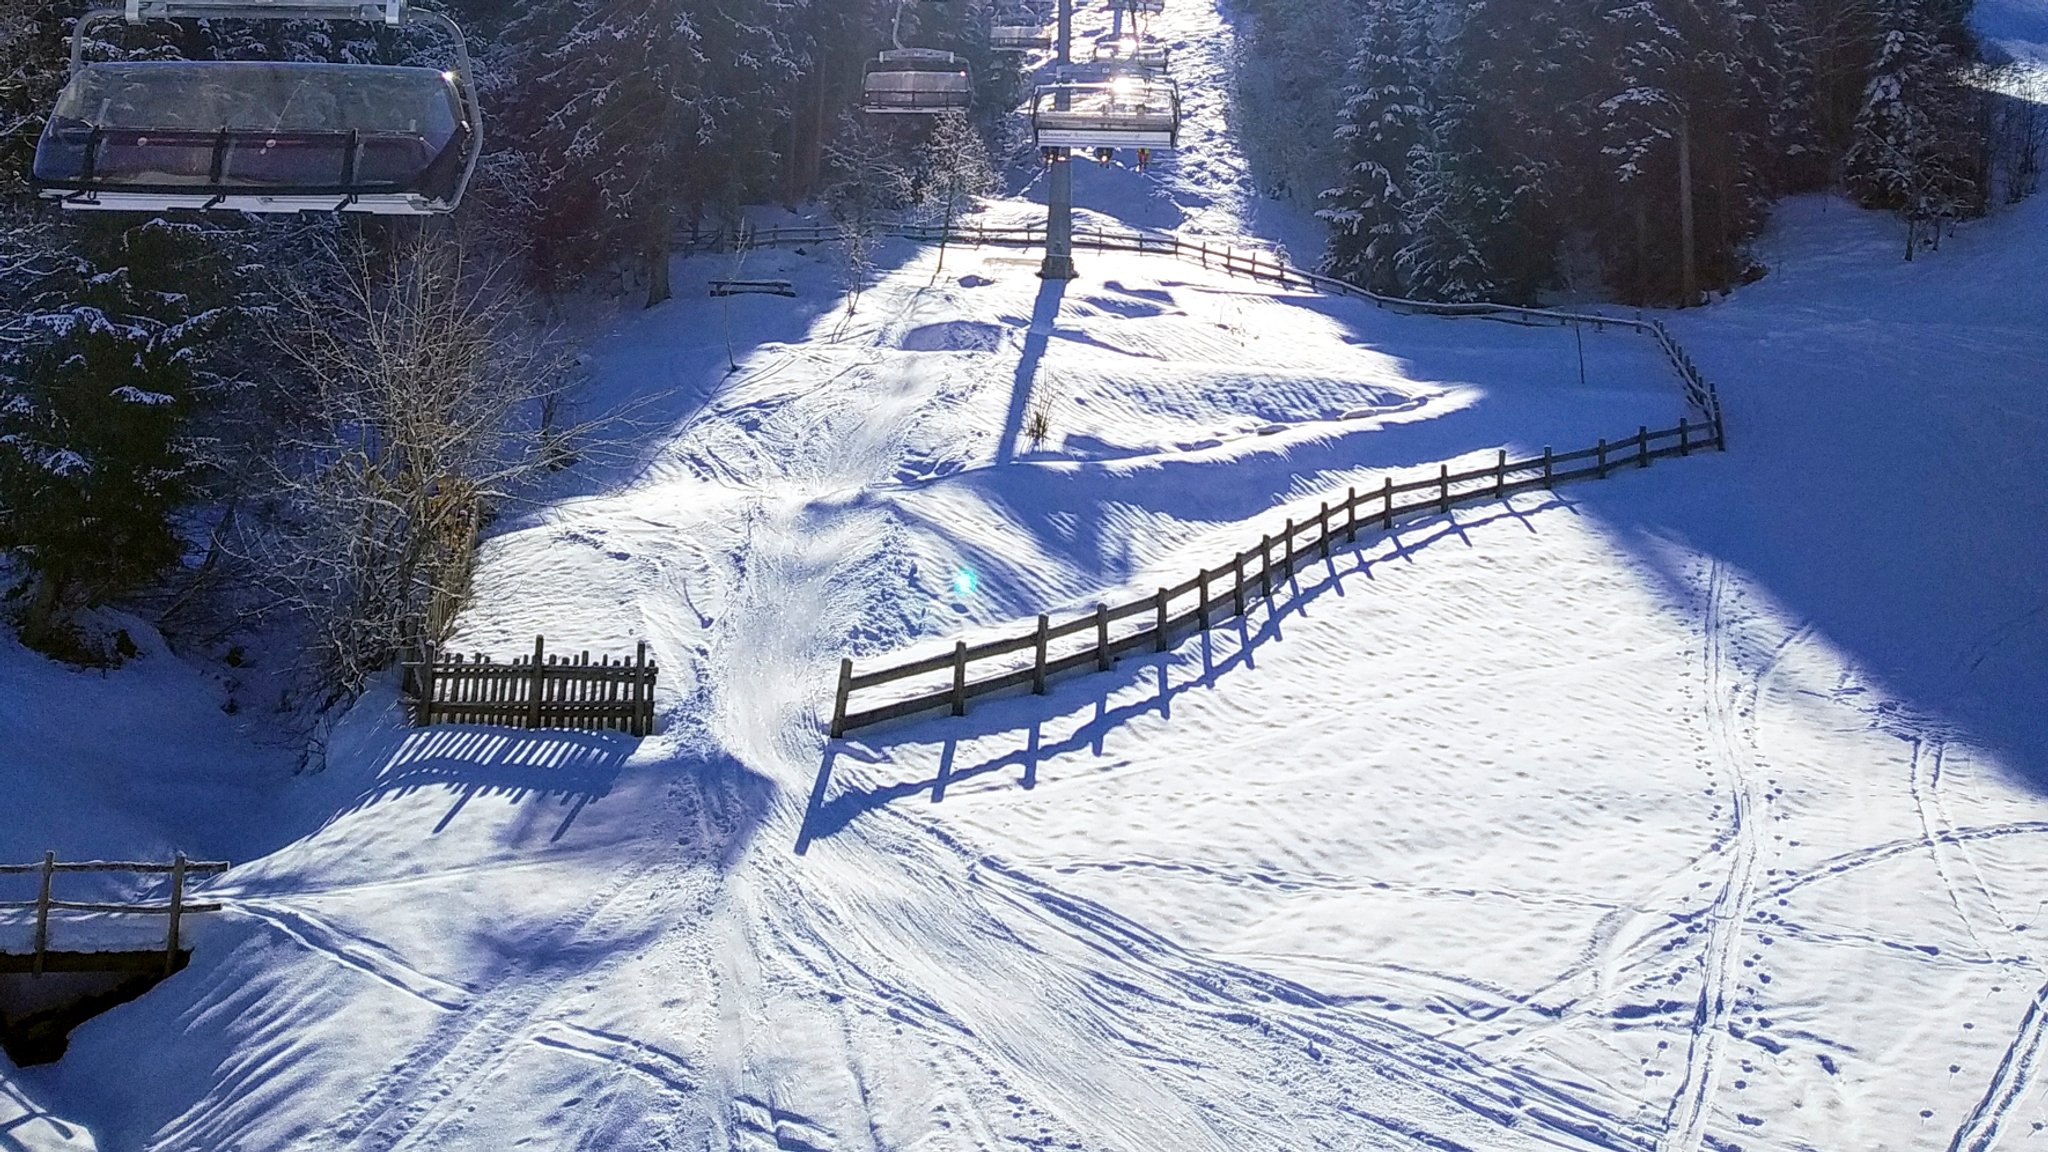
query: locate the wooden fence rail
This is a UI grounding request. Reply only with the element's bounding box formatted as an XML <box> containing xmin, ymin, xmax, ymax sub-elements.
<box><xmin>829</xmin><ymin>418</ymin><xmax>1721</xmax><ymax>737</ymax></box>
<box><xmin>0</xmin><ymin>853</ymin><xmax>229</xmax><ymax>978</ymax></box>
<box><xmin>408</xmin><ymin>635</ymin><xmax>658</xmax><ymax>736</ymax></box>
<box><xmin>683</xmin><ymin>220</ymin><xmax>1725</xmax><ymax>443</ymax></box>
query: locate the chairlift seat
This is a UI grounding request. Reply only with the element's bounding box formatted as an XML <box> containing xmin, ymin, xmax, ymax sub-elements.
<box><xmin>1107</xmin><ymin>0</ymin><xmax>1165</xmax><ymax>12</ymax></box>
<box><xmin>862</xmin><ymin>49</ymin><xmax>972</xmax><ymax>114</ymax></box>
<box><xmin>990</xmin><ymin>23</ymin><xmax>1055</xmax><ymax>51</ymax></box>
<box><xmin>33</xmin><ymin>60</ymin><xmax>471</xmax><ymax>213</ymax></box>
<box><xmin>1089</xmin><ymin>38</ymin><xmax>1170</xmax><ymax>71</ymax></box>
<box><xmin>1031</xmin><ymin>79</ymin><xmax>1180</xmax><ymax>150</ymax></box>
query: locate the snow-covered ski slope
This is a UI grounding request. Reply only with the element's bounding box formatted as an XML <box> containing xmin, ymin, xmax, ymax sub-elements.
<box><xmin>8</xmin><ymin>0</ymin><xmax>2048</xmax><ymax>1149</ymax></box>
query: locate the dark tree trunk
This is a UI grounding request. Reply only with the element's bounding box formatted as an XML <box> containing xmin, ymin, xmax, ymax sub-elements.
<box><xmin>644</xmin><ymin>205</ymin><xmax>673</xmax><ymax>308</ymax></box>
<box><xmin>20</xmin><ymin>571</ymin><xmax>68</xmax><ymax>652</ymax></box>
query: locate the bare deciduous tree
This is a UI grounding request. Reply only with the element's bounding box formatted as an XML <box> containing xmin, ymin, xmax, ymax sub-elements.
<box><xmin>824</xmin><ymin>113</ymin><xmax>911</xmax><ymax>320</ymax></box>
<box><xmin>243</xmin><ymin>228</ymin><xmax>585</xmax><ymax>701</ymax></box>
<box><xmin>917</xmin><ymin>110</ymin><xmax>996</xmax><ymax>280</ymax></box>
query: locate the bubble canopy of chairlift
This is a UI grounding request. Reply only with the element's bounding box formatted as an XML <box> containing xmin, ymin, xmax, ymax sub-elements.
<box><xmin>1031</xmin><ymin>77</ymin><xmax>1180</xmax><ymax>150</ymax></box>
<box><xmin>30</xmin><ymin>0</ymin><xmax>482</xmax><ymax>215</ymax></box>
<box><xmin>862</xmin><ymin>48</ymin><xmax>972</xmax><ymax>114</ymax></box>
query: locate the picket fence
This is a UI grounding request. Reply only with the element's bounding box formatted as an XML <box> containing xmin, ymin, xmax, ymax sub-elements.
<box><xmin>410</xmin><ymin>636</ymin><xmax>658</xmax><ymax>736</ymax></box>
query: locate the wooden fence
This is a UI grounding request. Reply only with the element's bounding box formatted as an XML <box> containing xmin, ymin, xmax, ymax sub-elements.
<box><xmin>683</xmin><ymin>219</ymin><xmax>1726</xmax><ymax>442</ymax></box>
<box><xmin>682</xmin><ymin>218</ymin><xmax>1731</xmax><ymax>736</ymax></box>
<box><xmin>829</xmin><ymin>417</ymin><xmax>1722</xmax><ymax>736</ymax></box>
<box><xmin>0</xmin><ymin>853</ymin><xmax>228</xmax><ymax>977</ymax></box>
<box><xmin>410</xmin><ymin>635</ymin><xmax>658</xmax><ymax>736</ymax></box>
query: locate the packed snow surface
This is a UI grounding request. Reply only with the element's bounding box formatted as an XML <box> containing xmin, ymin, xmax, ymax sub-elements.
<box><xmin>6</xmin><ymin>0</ymin><xmax>2048</xmax><ymax>1148</ymax></box>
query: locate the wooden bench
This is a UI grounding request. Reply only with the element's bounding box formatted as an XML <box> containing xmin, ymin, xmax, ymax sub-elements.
<box><xmin>709</xmin><ymin>279</ymin><xmax>796</xmax><ymax>298</ymax></box>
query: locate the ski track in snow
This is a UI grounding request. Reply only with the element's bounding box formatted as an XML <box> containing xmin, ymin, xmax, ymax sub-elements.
<box><xmin>224</xmin><ymin>898</ymin><xmax>478</xmax><ymax>1012</ymax></box>
<box><xmin>1949</xmin><ymin>980</ymin><xmax>2048</xmax><ymax>1152</ymax></box>
<box><xmin>1658</xmin><ymin>562</ymin><xmax>1771</xmax><ymax>1152</ymax></box>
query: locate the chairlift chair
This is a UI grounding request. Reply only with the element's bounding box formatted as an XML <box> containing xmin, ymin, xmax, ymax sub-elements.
<box><xmin>861</xmin><ymin>48</ymin><xmax>973</xmax><ymax>114</ymax></box>
<box><xmin>32</xmin><ymin>0</ymin><xmax>482</xmax><ymax>215</ymax></box>
<box><xmin>1089</xmin><ymin>36</ymin><xmax>1170</xmax><ymax>72</ymax></box>
<box><xmin>1030</xmin><ymin>77</ymin><xmax>1180</xmax><ymax>150</ymax></box>
<box><xmin>990</xmin><ymin>21</ymin><xmax>1056</xmax><ymax>52</ymax></box>
<box><xmin>1107</xmin><ymin>0</ymin><xmax>1166</xmax><ymax>13</ymax></box>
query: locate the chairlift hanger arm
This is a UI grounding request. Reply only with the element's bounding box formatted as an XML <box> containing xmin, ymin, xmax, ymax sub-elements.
<box><xmin>74</xmin><ymin>2</ymin><xmax>407</xmax><ymax>71</ymax></box>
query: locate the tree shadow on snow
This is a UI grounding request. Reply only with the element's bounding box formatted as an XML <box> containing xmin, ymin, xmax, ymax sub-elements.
<box><xmin>796</xmin><ymin>495</ymin><xmax>1570</xmax><ymax>851</ymax></box>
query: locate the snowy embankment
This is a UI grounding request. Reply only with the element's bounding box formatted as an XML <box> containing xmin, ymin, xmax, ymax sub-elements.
<box><xmin>8</xmin><ymin>0</ymin><xmax>2048</xmax><ymax>1149</ymax></box>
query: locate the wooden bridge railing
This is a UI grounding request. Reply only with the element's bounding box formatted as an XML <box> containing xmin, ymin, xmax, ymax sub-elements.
<box><xmin>0</xmin><ymin>853</ymin><xmax>229</xmax><ymax>977</ymax></box>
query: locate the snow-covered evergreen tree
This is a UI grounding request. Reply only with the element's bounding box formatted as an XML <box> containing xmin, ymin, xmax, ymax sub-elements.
<box><xmin>1396</xmin><ymin>95</ymin><xmax>1509</xmax><ymax>302</ymax></box>
<box><xmin>501</xmin><ymin>0</ymin><xmax>707</xmax><ymax>303</ymax></box>
<box><xmin>1319</xmin><ymin>0</ymin><xmax>1431</xmax><ymax>293</ymax></box>
<box><xmin>0</xmin><ymin>220</ymin><xmax>245</xmax><ymax>652</ymax></box>
<box><xmin>1844</xmin><ymin>0</ymin><xmax>1982</xmax><ymax>256</ymax></box>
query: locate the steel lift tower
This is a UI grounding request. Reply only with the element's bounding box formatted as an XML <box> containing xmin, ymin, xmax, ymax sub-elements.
<box><xmin>1039</xmin><ymin>0</ymin><xmax>1077</xmax><ymax>279</ymax></box>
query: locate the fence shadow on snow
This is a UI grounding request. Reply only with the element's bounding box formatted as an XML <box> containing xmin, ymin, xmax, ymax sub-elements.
<box><xmin>327</xmin><ymin>726</ymin><xmax>638</xmax><ymax>842</ymax></box>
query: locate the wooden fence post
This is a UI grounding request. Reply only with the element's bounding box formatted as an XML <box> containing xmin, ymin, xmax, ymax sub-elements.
<box><xmin>1233</xmin><ymin>553</ymin><xmax>1246</xmax><ymax>617</ymax></box>
<box><xmin>1346</xmin><ymin>486</ymin><xmax>1358</xmax><ymax>543</ymax></box>
<box><xmin>31</xmin><ymin>850</ymin><xmax>53</xmax><ymax>977</ymax></box>
<box><xmin>1495</xmin><ymin>449</ymin><xmax>1507</xmax><ymax>498</ymax></box>
<box><xmin>1033</xmin><ymin>615</ymin><xmax>1050</xmax><ymax>694</ymax></box>
<box><xmin>1319</xmin><ymin>502</ymin><xmax>1332</xmax><ymax>560</ymax></box>
<box><xmin>1438</xmin><ymin>464</ymin><xmax>1450</xmax><ymax>513</ymax></box>
<box><xmin>1543</xmin><ymin>446</ymin><xmax>1554</xmax><ymax>489</ymax></box>
<box><xmin>830</xmin><ymin>658</ymin><xmax>852</xmax><ymax>738</ymax></box>
<box><xmin>636</xmin><ymin>641</ymin><xmax>653</xmax><ymax>737</ymax></box>
<box><xmin>526</xmin><ymin>635</ymin><xmax>546</xmax><ymax>729</ymax></box>
<box><xmin>1198</xmin><ymin>574</ymin><xmax>1211</xmax><ymax>630</ymax></box>
<box><xmin>1679</xmin><ymin>416</ymin><xmax>1691</xmax><ymax>456</ymax></box>
<box><xmin>1596</xmin><ymin>439</ymin><xmax>1608</xmax><ymax>479</ymax></box>
<box><xmin>1155</xmin><ymin>589</ymin><xmax>1169</xmax><ymax>651</ymax></box>
<box><xmin>1637</xmin><ymin>425</ymin><xmax>1649</xmax><ymax>468</ymax></box>
<box><xmin>951</xmin><ymin>641</ymin><xmax>968</xmax><ymax>717</ymax></box>
<box><xmin>1095</xmin><ymin>604</ymin><xmax>1111</xmax><ymax>671</ymax></box>
<box><xmin>1260</xmin><ymin>535</ymin><xmax>1273</xmax><ymax>599</ymax></box>
<box><xmin>164</xmin><ymin>852</ymin><xmax>185</xmax><ymax>977</ymax></box>
<box><xmin>1381</xmin><ymin>477</ymin><xmax>1394</xmax><ymax>530</ymax></box>
<box><xmin>417</xmin><ymin>641</ymin><xmax>437</xmax><ymax>727</ymax></box>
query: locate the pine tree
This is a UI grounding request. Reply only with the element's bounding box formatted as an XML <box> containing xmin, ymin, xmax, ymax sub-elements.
<box><xmin>1450</xmin><ymin>0</ymin><xmax>1593</xmax><ymax>297</ymax></box>
<box><xmin>1396</xmin><ymin>95</ymin><xmax>1510</xmax><ymax>302</ymax></box>
<box><xmin>501</xmin><ymin>0</ymin><xmax>706</xmax><ymax>304</ymax></box>
<box><xmin>0</xmin><ymin>220</ymin><xmax>244</xmax><ymax>652</ymax></box>
<box><xmin>1320</xmin><ymin>0</ymin><xmax>1431</xmax><ymax>293</ymax></box>
<box><xmin>1844</xmin><ymin>0</ymin><xmax>1981</xmax><ymax>257</ymax></box>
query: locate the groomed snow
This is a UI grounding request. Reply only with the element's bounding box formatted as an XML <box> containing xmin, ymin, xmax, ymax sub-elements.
<box><xmin>6</xmin><ymin>1</ymin><xmax>2048</xmax><ymax>1149</ymax></box>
